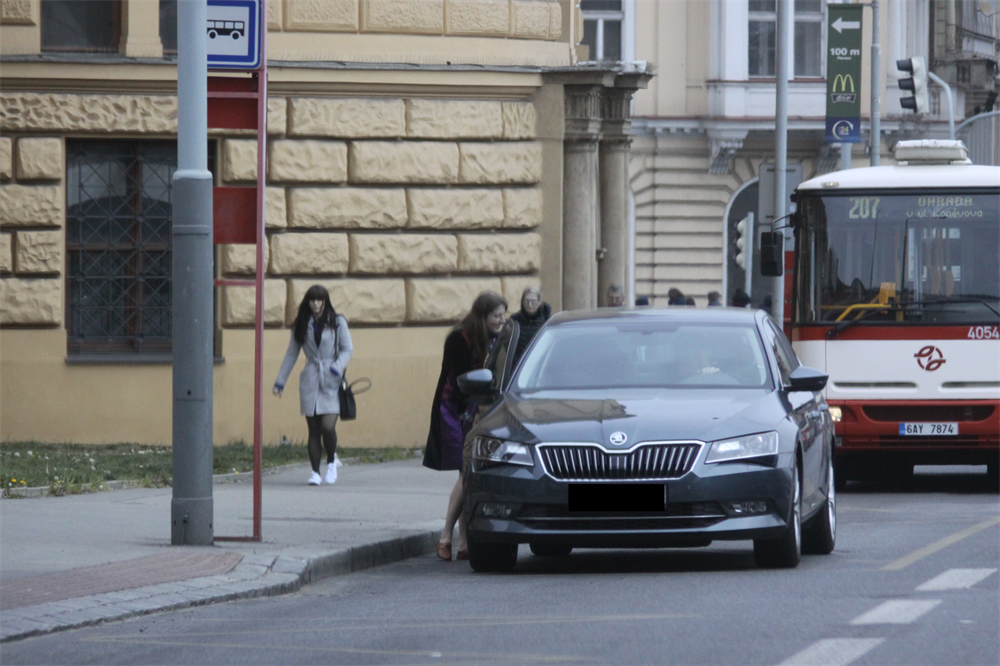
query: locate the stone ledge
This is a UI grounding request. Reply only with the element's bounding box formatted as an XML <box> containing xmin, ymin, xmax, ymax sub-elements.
<box><xmin>349</xmin><ymin>233</ymin><xmax>457</xmax><ymax>274</ymax></box>
<box><xmin>289</xmin><ymin>187</ymin><xmax>407</xmax><ymax>229</ymax></box>
<box><xmin>269</xmin><ymin>232</ymin><xmax>349</xmax><ymax>275</ymax></box>
<box><xmin>287</xmin><ymin>278</ymin><xmax>406</xmax><ymax>324</ymax></box>
<box><xmin>405</xmin><ymin>277</ymin><xmax>502</xmax><ymax>322</ymax></box>
<box><xmin>1</xmin><ymin>93</ymin><xmax>177</xmax><ymax>133</ymax></box>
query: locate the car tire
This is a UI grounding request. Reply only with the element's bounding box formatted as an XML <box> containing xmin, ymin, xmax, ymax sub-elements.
<box><xmin>468</xmin><ymin>538</ymin><xmax>518</xmax><ymax>573</ymax></box>
<box><xmin>529</xmin><ymin>542</ymin><xmax>573</xmax><ymax>557</ymax></box>
<box><xmin>834</xmin><ymin>460</ymin><xmax>848</xmax><ymax>492</ymax></box>
<box><xmin>754</xmin><ymin>462</ymin><xmax>802</xmax><ymax>569</ymax></box>
<box><xmin>987</xmin><ymin>462</ymin><xmax>999</xmax><ymax>492</ymax></box>
<box><xmin>802</xmin><ymin>456</ymin><xmax>836</xmax><ymax>555</ymax></box>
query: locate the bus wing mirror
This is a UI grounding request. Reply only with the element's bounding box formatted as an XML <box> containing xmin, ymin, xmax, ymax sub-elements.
<box><xmin>760</xmin><ymin>231</ymin><xmax>784</xmax><ymax>277</ymax></box>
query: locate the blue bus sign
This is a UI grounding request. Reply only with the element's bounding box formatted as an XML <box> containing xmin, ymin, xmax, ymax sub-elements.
<box><xmin>207</xmin><ymin>0</ymin><xmax>261</xmax><ymax>70</ymax></box>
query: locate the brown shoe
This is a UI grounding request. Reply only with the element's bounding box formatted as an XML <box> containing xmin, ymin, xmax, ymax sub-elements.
<box><xmin>436</xmin><ymin>541</ymin><xmax>452</xmax><ymax>561</ymax></box>
<box><xmin>456</xmin><ymin>547</ymin><xmax>469</xmax><ymax>560</ymax></box>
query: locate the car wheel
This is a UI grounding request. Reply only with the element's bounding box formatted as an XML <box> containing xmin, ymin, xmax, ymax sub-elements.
<box><xmin>802</xmin><ymin>456</ymin><xmax>836</xmax><ymax>555</ymax></box>
<box><xmin>833</xmin><ymin>460</ymin><xmax>848</xmax><ymax>492</ymax></box>
<box><xmin>987</xmin><ymin>462</ymin><xmax>999</xmax><ymax>492</ymax></box>
<box><xmin>530</xmin><ymin>542</ymin><xmax>573</xmax><ymax>557</ymax></box>
<box><xmin>468</xmin><ymin>537</ymin><xmax>518</xmax><ymax>573</ymax></box>
<box><xmin>754</xmin><ymin>462</ymin><xmax>802</xmax><ymax>569</ymax></box>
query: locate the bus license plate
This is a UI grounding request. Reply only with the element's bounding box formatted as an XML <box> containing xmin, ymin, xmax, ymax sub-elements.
<box><xmin>899</xmin><ymin>422</ymin><xmax>958</xmax><ymax>436</ymax></box>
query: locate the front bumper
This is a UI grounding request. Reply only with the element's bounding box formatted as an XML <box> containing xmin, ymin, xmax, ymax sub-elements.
<box><xmin>464</xmin><ymin>454</ymin><xmax>795</xmax><ymax>547</ymax></box>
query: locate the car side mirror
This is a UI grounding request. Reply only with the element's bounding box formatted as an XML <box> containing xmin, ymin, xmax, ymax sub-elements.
<box><xmin>787</xmin><ymin>366</ymin><xmax>828</xmax><ymax>393</ymax></box>
<box><xmin>457</xmin><ymin>368</ymin><xmax>496</xmax><ymax>396</ymax></box>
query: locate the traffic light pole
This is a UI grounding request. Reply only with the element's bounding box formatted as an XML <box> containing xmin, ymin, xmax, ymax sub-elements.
<box><xmin>772</xmin><ymin>0</ymin><xmax>791</xmax><ymax>324</ymax></box>
<box><xmin>744</xmin><ymin>213</ymin><xmax>754</xmax><ymax>300</ymax></box>
<box><xmin>870</xmin><ymin>0</ymin><xmax>881</xmax><ymax>166</ymax></box>
<box><xmin>927</xmin><ymin>71</ymin><xmax>956</xmax><ymax>139</ymax></box>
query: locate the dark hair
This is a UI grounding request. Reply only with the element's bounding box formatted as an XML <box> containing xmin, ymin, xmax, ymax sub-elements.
<box><xmin>454</xmin><ymin>290</ymin><xmax>507</xmax><ymax>365</ymax></box>
<box><xmin>293</xmin><ymin>285</ymin><xmax>338</xmax><ymax>345</ymax></box>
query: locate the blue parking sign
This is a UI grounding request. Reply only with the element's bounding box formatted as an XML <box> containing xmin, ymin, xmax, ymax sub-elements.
<box><xmin>207</xmin><ymin>0</ymin><xmax>261</xmax><ymax>70</ymax></box>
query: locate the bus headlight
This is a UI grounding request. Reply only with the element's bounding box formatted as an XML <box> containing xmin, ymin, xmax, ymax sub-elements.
<box><xmin>828</xmin><ymin>406</ymin><xmax>842</xmax><ymax>422</ymax></box>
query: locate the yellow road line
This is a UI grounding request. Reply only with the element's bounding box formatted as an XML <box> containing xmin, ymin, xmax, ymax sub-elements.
<box><xmin>882</xmin><ymin>516</ymin><xmax>1000</xmax><ymax>571</ymax></box>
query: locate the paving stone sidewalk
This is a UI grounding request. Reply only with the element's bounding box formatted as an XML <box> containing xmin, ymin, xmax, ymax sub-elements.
<box><xmin>0</xmin><ymin>458</ymin><xmax>450</xmax><ymax>642</ymax></box>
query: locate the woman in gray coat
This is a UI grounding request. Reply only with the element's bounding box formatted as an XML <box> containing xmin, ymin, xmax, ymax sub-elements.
<box><xmin>273</xmin><ymin>285</ymin><xmax>353</xmax><ymax>486</ymax></box>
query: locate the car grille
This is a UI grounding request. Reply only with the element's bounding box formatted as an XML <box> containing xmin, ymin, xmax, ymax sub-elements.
<box><xmin>518</xmin><ymin>502</ymin><xmax>727</xmax><ymax>531</ymax></box>
<box><xmin>537</xmin><ymin>442</ymin><xmax>702</xmax><ymax>481</ymax></box>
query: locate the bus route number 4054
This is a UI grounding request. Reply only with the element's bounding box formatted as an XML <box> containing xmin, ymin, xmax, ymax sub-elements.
<box><xmin>967</xmin><ymin>326</ymin><xmax>999</xmax><ymax>340</ymax></box>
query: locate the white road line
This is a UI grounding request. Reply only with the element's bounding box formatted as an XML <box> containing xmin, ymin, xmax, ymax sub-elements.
<box><xmin>777</xmin><ymin>638</ymin><xmax>884</xmax><ymax>666</ymax></box>
<box><xmin>916</xmin><ymin>568</ymin><xmax>997</xmax><ymax>591</ymax></box>
<box><xmin>850</xmin><ymin>599</ymin><xmax>941</xmax><ymax>625</ymax></box>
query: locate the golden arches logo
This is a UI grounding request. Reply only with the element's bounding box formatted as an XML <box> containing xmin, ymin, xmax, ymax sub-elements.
<box><xmin>832</xmin><ymin>74</ymin><xmax>855</xmax><ymax>93</ymax></box>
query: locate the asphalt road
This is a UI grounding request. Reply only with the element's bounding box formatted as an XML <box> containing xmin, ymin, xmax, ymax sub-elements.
<box><xmin>5</xmin><ymin>467</ymin><xmax>998</xmax><ymax>666</ymax></box>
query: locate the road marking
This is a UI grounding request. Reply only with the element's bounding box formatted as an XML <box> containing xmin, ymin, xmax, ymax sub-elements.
<box><xmin>777</xmin><ymin>638</ymin><xmax>884</xmax><ymax>666</ymax></box>
<box><xmin>850</xmin><ymin>599</ymin><xmax>941</xmax><ymax>625</ymax></box>
<box><xmin>916</xmin><ymin>568</ymin><xmax>997</xmax><ymax>591</ymax></box>
<box><xmin>881</xmin><ymin>516</ymin><xmax>1000</xmax><ymax>570</ymax></box>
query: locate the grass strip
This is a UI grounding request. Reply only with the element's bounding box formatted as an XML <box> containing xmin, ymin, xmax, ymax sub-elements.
<box><xmin>0</xmin><ymin>441</ymin><xmax>421</xmax><ymax>496</ymax></box>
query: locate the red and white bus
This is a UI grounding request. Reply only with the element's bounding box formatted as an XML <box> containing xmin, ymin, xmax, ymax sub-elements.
<box><xmin>787</xmin><ymin>140</ymin><xmax>999</xmax><ymax>487</ymax></box>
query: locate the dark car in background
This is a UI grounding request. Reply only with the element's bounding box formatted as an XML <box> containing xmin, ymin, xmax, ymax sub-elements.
<box><xmin>458</xmin><ymin>308</ymin><xmax>836</xmax><ymax>572</ymax></box>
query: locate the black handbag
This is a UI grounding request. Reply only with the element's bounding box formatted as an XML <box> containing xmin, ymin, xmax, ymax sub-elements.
<box><xmin>334</xmin><ymin>320</ymin><xmax>368</xmax><ymax>421</ymax></box>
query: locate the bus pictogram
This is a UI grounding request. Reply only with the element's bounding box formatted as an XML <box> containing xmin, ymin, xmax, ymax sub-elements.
<box><xmin>207</xmin><ymin>20</ymin><xmax>245</xmax><ymax>39</ymax></box>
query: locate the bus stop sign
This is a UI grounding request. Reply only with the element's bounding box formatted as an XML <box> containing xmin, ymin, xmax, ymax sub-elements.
<box><xmin>206</xmin><ymin>0</ymin><xmax>262</xmax><ymax>70</ymax></box>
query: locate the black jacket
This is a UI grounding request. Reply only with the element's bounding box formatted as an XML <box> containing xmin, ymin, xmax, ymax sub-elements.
<box><xmin>510</xmin><ymin>302</ymin><xmax>552</xmax><ymax>363</ymax></box>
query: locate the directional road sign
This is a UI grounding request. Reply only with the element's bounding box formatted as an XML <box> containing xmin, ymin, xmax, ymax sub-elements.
<box><xmin>825</xmin><ymin>4</ymin><xmax>863</xmax><ymax>143</ymax></box>
<box><xmin>206</xmin><ymin>0</ymin><xmax>261</xmax><ymax>70</ymax></box>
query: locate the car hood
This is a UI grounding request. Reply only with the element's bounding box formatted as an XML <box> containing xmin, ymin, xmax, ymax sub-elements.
<box><xmin>477</xmin><ymin>389</ymin><xmax>788</xmax><ymax>446</ymax></box>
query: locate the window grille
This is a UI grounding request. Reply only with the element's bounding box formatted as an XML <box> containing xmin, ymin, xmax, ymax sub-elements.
<box><xmin>66</xmin><ymin>141</ymin><xmax>176</xmax><ymax>355</ymax></box>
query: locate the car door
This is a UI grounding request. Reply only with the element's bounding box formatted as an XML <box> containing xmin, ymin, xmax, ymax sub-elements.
<box><xmin>483</xmin><ymin>318</ymin><xmax>520</xmax><ymax>394</ymax></box>
<box><xmin>767</xmin><ymin>319</ymin><xmax>825</xmax><ymax>511</ymax></box>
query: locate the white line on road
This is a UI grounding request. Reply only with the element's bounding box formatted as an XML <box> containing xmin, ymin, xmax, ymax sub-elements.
<box><xmin>850</xmin><ymin>599</ymin><xmax>941</xmax><ymax>625</ymax></box>
<box><xmin>777</xmin><ymin>638</ymin><xmax>884</xmax><ymax>666</ymax></box>
<box><xmin>916</xmin><ymin>568</ymin><xmax>997</xmax><ymax>591</ymax></box>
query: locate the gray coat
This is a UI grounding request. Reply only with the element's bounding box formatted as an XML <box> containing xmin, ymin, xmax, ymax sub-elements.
<box><xmin>274</xmin><ymin>315</ymin><xmax>353</xmax><ymax>416</ymax></box>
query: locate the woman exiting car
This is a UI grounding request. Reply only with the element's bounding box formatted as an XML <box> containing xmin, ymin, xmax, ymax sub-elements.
<box><xmin>423</xmin><ymin>290</ymin><xmax>508</xmax><ymax>561</ymax></box>
<box><xmin>273</xmin><ymin>285</ymin><xmax>353</xmax><ymax>486</ymax></box>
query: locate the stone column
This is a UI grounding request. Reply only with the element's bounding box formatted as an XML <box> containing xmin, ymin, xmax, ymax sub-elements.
<box><xmin>598</xmin><ymin>88</ymin><xmax>633</xmax><ymax>306</ymax></box>
<box><xmin>562</xmin><ymin>85</ymin><xmax>603</xmax><ymax>311</ymax></box>
<box><xmin>120</xmin><ymin>0</ymin><xmax>164</xmax><ymax>58</ymax></box>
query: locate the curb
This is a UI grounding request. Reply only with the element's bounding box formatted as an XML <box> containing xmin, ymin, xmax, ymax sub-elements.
<box><xmin>0</xmin><ymin>529</ymin><xmax>440</xmax><ymax>643</ymax></box>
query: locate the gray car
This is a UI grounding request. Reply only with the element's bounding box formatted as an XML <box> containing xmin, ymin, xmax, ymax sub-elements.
<box><xmin>458</xmin><ymin>307</ymin><xmax>836</xmax><ymax>572</ymax></box>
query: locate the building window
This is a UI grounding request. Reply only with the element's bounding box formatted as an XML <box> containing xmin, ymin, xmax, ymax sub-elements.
<box><xmin>160</xmin><ymin>0</ymin><xmax>177</xmax><ymax>54</ymax></box>
<box><xmin>581</xmin><ymin>0</ymin><xmax>623</xmax><ymax>62</ymax></box>
<box><xmin>66</xmin><ymin>141</ymin><xmax>177</xmax><ymax>355</ymax></box>
<box><xmin>749</xmin><ymin>0</ymin><xmax>825</xmax><ymax>78</ymax></box>
<box><xmin>41</xmin><ymin>0</ymin><xmax>119</xmax><ymax>52</ymax></box>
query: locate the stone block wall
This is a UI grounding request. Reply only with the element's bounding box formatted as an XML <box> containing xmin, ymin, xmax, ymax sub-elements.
<box><xmin>215</xmin><ymin>95</ymin><xmax>543</xmax><ymax>328</ymax></box>
<box><xmin>0</xmin><ymin>134</ymin><xmax>63</xmax><ymax>325</ymax></box>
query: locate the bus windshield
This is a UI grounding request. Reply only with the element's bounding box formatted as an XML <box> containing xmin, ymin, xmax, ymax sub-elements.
<box><xmin>795</xmin><ymin>191</ymin><xmax>1000</xmax><ymax>325</ymax></box>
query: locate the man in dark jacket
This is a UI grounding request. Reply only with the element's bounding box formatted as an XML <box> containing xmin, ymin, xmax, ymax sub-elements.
<box><xmin>510</xmin><ymin>286</ymin><xmax>551</xmax><ymax>363</ymax></box>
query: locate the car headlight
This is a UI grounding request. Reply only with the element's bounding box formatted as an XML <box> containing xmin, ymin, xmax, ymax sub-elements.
<box><xmin>828</xmin><ymin>406</ymin><xmax>842</xmax><ymax>422</ymax></box>
<box><xmin>705</xmin><ymin>431</ymin><xmax>779</xmax><ymax>463</ymax></box>
<box><xmin>472</xmin><ymin>437</ymin><xmax>534</xmax><ymax>468</ymax></box>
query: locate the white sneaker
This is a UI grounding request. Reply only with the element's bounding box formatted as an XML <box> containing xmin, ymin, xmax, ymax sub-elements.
<box><xmin>307</xmin><ymin>472</ymin><xmax>322</xmax><ymax>486</ymax></box>
<box><xmin>325</xmin><ymin>462</ymin><xmax>338</xmax><ymax>484</ymax></box>
<box><xmin>334</xmin><ymin>454</ymin><xmax>343</xmax><ymax>467</ymax></box>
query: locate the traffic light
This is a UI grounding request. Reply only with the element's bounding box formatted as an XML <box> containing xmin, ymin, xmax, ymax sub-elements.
<box><xmin>897</xmin><ymin>57</ymin><xmax>929</xmax><ymax>114</ymax></box>
<box><xmin>735</xmin><ymin>216</ymin><xmax>750</xmax><ymax>269</ymax></box>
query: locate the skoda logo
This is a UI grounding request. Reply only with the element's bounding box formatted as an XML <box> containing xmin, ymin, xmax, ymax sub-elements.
<box><xmin>914</xmin><ymin>345</ymin><xmax>946</xmax><ymax>371</ymax></box>
<box><xmin>609</xmin><ymin>431</ymin><xmax>627</xmax><ymax>446</ymax></box>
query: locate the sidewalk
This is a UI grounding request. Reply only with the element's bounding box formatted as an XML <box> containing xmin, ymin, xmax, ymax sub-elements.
<box><xmin>0</xmin><ymin>457</ymin><xmax>451</xmax><ymax>642</ymax></box>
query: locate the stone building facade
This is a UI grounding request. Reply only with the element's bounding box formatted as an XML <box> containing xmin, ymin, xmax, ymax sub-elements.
<box><xmin>1</xmin><ymin>0</ymin><xmax>648</xmax><ymax>447</ymax></box>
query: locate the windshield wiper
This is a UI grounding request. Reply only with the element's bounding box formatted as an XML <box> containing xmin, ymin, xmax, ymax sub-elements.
<box><xmin>826</xmin><ymin>298</ymin><xmax>1000</xmax><ymax>340</ymax></box>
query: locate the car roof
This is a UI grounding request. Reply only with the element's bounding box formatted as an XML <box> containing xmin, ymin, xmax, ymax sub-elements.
<box><xmin>546</xmin><ymin>307</ymin><xmax>766</xmax><ymax>327</ymax></box>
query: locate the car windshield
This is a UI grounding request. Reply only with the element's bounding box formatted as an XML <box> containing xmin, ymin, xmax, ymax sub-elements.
<box><xmin>513</xmin><ymin>321</ymin><xmax>773</xmax><ymax>391</ymax></box>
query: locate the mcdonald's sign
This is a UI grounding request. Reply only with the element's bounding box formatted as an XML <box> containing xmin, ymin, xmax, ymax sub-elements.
<box><xmin>825</xmin><ymin>4</ymin><xmax>863</xmax><ymax>143</ymax></box>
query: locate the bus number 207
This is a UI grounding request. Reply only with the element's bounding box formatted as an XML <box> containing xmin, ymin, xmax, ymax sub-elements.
<box><xmin>968</xmin><ymin>326</ymin><xmax>1000</xmax><ymax>339</ymax></box>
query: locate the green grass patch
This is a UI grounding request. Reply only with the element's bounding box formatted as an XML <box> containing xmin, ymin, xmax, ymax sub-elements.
<box><xmin>0</xmin><ymin>441</ymin><xmax>423</xmax><ymax>495</ymax></box>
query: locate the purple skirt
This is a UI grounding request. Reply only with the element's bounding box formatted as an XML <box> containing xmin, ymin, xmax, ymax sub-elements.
<box><xmin>437</xmin><ymin>383</ymin><xmax>466</xmax><ymax>471</ymax></box>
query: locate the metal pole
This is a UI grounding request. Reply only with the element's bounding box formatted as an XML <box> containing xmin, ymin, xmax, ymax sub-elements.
<box><xmin>870</xmin><ymin>0</ymin><xmax>881</xmax><ymax>166</ymax></box>
<box><xmin>745</xmin><ymin>212</ymin><xmax>754</xmax><ymax>300</ymax></box>
<box><xmin>172</xmin><ymin>0</ymin><xmax>214</xmax><ymax>546</ymax></box>
<box><xmin>840</xmin><ymin>142</ymin><xmax>852</xmax><ymax>170</ymax></box>
<box><xmin>773</xmin><ymin>0</ymin><xmax>791</xmax><ymax>324</ymax></box>
<box><xmin>928</xmin><ymin>72</ymin><xmax>956</xmax><ymax>139</ymax></box>
<box><xmin>251</xmin><ymin>1</ymin><xmax>268</xmax><ymax>541</ymax></box>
